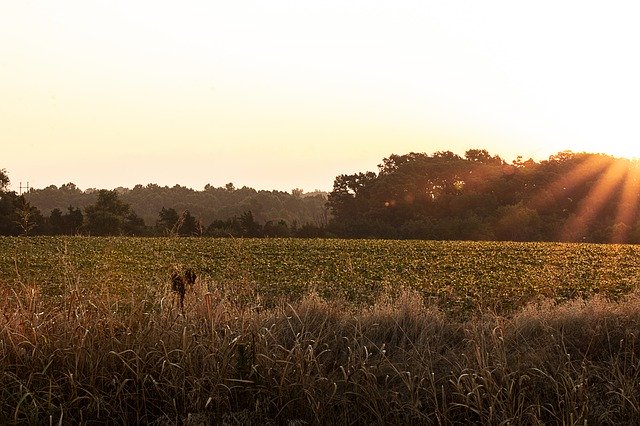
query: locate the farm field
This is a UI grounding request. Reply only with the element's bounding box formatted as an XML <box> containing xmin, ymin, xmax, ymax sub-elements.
<box><xmin>3</xmin><ymin>237</ymin><xmax>640</xmax><ymax>423</ymax></box>
<box><xmin>1</xmin><ymin>236</ymin><xmax>640</xmax><ymax>315</ymax></box>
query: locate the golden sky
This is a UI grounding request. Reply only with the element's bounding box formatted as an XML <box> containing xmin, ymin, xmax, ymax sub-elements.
<box><xmin>2</xmin><ymin>1</ymin><xmax>640</xmax><ymax>192</ymax></box>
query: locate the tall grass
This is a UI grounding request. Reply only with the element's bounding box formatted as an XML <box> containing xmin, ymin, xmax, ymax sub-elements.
<box><xmin>2</xmin><ymin>272</ymin><xmax>640</xmax><ymax>424</ymax></box>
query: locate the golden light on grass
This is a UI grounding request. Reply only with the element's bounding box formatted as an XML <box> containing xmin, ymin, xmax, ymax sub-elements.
<box><xmin>4</xmin><ymin>268</ymin><xmax>640</xmax><ymax>423</ymax></box>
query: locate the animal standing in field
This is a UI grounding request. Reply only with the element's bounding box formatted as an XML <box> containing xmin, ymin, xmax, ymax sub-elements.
<box><xmin>171</xmin><ymin>268</ymin><xmax>197</xmax><ymax>313</ymax></box>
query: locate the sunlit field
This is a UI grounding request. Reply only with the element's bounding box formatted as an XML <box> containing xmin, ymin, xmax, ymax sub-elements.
<box><xmin>2</xmin><ymin>237</ymin><xmax>640</xmax><ymax>423</ymax></box>
<box><xmin>4</xmin><ymin>237</ymin><xmax>640</xmax><ymax>313</ymax></box>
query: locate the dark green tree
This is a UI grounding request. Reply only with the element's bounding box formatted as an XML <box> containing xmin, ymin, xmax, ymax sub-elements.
<box><xmin>45</xmin><ymin>206</ymin><xmax>84</xmax><ymax>235</ymax></box>
<box><xmin>239</xmin><ymin>210</ymin><xmax>262</xmax><ymax>237</ymax></box>
<box><xmin>326</xmin><ymin>172</ymin><xmax>376</xmax><ymax>223</ymax></box>
<box><xmin>64</xmin><ymin>207</ymin><xmax>84</xmax><ymax>235</ymax></box>
<box><xmin>123</xmin><ymin>212</ymin><xmax>148</xmax><ymax>236</ymax></box>
<box><xmin>178</xmin><ymin>210</ymin><xmax>199</xmax><ymax>236</ymax></box>
<box><xmin>15</xmin><ymin>199</ymin><xmax>43</xmax><ymax>235</ymax></box>
<box><xmin>84</xmin><ymin>190</ymin><xmax>145</xmax><ymax>235</ymax></box>
<box><xmin>0</xmin><ymin>169</ymin><xmax>9</xmax><ymax>192</ymax></box>
<box><xmin>156</xmin><ymin>207</ymin><xmax>180</xmax><ymax>235</ymax></box>
<box><xmin>0</xmin><ymin>169</ymin><xmax>22</xmax><ymax>235</ymax></box>
<box><xmin>48</xmin><ymin>208</ymin><xmax>65</xmax><ymax>234</ymax></box>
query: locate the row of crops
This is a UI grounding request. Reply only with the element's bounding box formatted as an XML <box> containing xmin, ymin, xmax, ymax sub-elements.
<box><xmin>2</xmin><ymin>237</ymin><xmax>640</xmax><ymax>315</ymax></box>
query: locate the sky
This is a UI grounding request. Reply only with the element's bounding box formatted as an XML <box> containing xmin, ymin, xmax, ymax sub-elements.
<box><xmin>2</xmin><ymin>1</ymin><xmax>640</xmax><ymax>193</ymax></box>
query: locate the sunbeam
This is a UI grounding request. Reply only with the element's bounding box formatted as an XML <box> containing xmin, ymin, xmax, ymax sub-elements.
<box><xmin>612</xmin><ymin>161</ymin><xmax>640</xmax><ymax>243</ymax></box>
<box><xmin>559</xmin><ymin>159</ymin><xmax>630</xmax><ymax>241</ymax></box>
<box><xmin>527</xmin><ymin>154</ymin><xmax>613</xmax><ymax>213</ymax></box>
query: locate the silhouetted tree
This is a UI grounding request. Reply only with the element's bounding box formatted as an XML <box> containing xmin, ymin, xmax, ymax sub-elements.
<box><xmin>178</xmin><ymin>210</ymin><xmax>199</xmax><ymax>236</ymax></box>
<box><xmin>123</xmin><ymin>212</ymin><xmax>148</xmax><ymax>236</ymax></box>
<box><xmin>0</xmin><ymin>170</ymin><xmax>24</xmax><ymax>235</ymax></box>
<box><xmin>0</xmin><ymin>169</ymin><xmax>9</xmax><ymax>192</ymax></box>
<box><xmin>157</xmin><ymin>207</ymin><xmax>180</xmax><ymax>235</ymax></box>
<box><xmin>84</xmin><ymin>190</ymin><xmax>145</xmax><ymax>235</ymax></box>
<box><xmin>47</xmin><ymin>208</ymin><xmax>65</xmax><ymax>234</ymax></box>
<box><xmin>65</xmin><ymin>207</ymin><xmax>84</xmax><ymax>235</ymax></box>
<box><xmin>239</xmin><ymin>210</ymin><xmax>261</xmax><ymax>237</ymax></box>
<box><xmin>15</xmin><ymin>199</ymin><xmax>42</xmax><ymax>235</ymax></box>
<box><xmin>45</xmin><ymin>207</ymin><xmax>82</xmax><ymax>235</ymax></box>
<box><xmin>465</xmin><ymin>148</ymin><xmax>504</xmax><ymax>165</ymax></box>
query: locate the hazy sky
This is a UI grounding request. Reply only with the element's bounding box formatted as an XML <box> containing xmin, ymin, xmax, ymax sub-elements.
<box><xmin>2</xmin><ymin>1</ymin><xmax>640</xmax><ymax>192</ymax></box>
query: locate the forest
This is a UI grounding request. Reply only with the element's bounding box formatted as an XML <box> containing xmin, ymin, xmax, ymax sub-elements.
<box><xmin>327</xmin><ymin>149</ymin><xmax>640</xmax><ymax>242</ymax></box>
<box><xmin>2</xmin><ymin>148</ymin><xmax>640</xmax><ymax>242</ymax></box>
<box><xmin>0</xmin><ymin>175</ymin><xmax>328</xmax><ymax>237</ymax></box>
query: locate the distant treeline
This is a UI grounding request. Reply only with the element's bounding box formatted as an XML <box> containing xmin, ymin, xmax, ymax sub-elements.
<box><xmin>2</xmin><ymin>148</ymin><xmax>640</xmax><ymax>242</ymax></box>
<box><xmin>0</xmin><ymin>174</ymin><xmax>328</xmax><ymax>237</ymax></box>
<box><xmin>25</xmin><ymin>182</ymin><xmax>328</xmax><ymax>229</ymax></box>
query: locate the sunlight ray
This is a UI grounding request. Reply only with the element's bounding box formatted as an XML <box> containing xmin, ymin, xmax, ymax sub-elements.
<box><xmin>527</xmin><ymin>155</ymin><xmax>614</xmax><ymax>212</ymax></box>
<box><xmin>559</xmin><ymin>160</ymin><xmax>629</xmax><ymax>241</ymax></box>
<box><xmin>612</xmin><ymin>161</ymin><xmax>640</xmax><ymax>243</ymax></box>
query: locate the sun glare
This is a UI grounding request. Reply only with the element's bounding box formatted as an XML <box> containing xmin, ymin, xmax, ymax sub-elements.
<box><xmin>559</xmin><ymin>160</ymin><xmax>630</xmax><ymax>242</ymax></box>
<box><xmin>525</xmin><ymin>155</ymin><xmax>640</xmax><ymax>243</ymax></box>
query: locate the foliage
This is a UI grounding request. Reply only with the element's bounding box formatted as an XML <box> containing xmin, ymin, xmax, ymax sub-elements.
<box><xmin>25</xmin><ymin>182</ymin><xmax>328</xmax><ymax>231</ymax></box>
<box><xmin>0</xmin><ymin>191</ymin><xmax>22</xmax><ymax>236</ymax></box>
<box><xmin>0</xmin><ymin>170</ymin><xmax>39</xmax><ymax>236</ymax></box>
<box><xmin>14</xmin><ymin>200</ymin><xmax>42</xmax><ymax>236</ymax></box>
<box><xmin>0</xmin><ymin>168</ymin><xmax>9</xmax><ymax>192</ymax></box>
<box><xmin>156</xmin><ymin>206</ymin><xmax>180</xmax><ymax>235</ymax></box>
<box><xmin>46</xmin><ymin>206</ymin><xmax>83</xmax><ymax>235</ymax></box>
<box><xmin>83</xmin><ymin>190</ymin><xmax>146</xmax><ymax>236</ymax></box>
<box><xmin>327</xmin><ymin>150</ymin><xmax>640</xmax><ymax>242</ymax></box>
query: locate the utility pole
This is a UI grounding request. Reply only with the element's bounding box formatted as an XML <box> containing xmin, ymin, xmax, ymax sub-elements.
<box><xmin>19</xmin><ymin>182</ymin><xmax>30</xmax><ymax>195</ymax></box>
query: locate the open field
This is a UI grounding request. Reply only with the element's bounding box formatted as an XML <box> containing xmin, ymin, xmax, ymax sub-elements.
<box><xmin>2</xmin><ymin>237</ymin><xmax>640</xmax><ymax>423</ymax></box>
<box><xmin>2</xmin><ymin>237</ymin><xmax>640</xmax><ymax>315</ymax></box>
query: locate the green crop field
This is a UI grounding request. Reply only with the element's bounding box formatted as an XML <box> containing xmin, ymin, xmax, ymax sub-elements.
<box><xmin>2</xmin><ymin>236</ymin><xmax>640</xmax><ymax>315</ymax></box>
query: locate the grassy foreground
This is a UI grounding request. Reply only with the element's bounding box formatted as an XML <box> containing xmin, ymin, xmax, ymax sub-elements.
<box><xmin>2</xmin><ymin>274</ymin><xmax>640</xmax><ymax>423</ymax></box>
<box><xmin>2</xmin><ymin>237</ymin><xmax>640</xmax><ymax>423</ymax></box>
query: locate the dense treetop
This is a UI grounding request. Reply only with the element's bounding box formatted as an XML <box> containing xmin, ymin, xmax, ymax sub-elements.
<box><xmin>326</xmin><ymin>149</ymin><xmax>640</xmax><ymax>242</ymax></box>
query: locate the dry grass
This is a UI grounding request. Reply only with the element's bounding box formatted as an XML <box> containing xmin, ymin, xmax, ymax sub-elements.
<box><xmin>2</xmin><ymin>273</ymin><xmax>640</xmax><ymax>424</ymax></box>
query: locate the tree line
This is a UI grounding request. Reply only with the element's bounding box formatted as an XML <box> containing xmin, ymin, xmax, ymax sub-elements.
<box><xmin>3</xmin><ymin>148</ymin><xmax>640</xmax><ymax>242</ymax></box>
<box><xmin>326</xmin><ymin>149</ymin><xmax>640</xmax><ymax>243</ymax></box>
<box><xmin>24</xmin><ymin>182</ymin><xmax>328</xmax><ymax>229</ymax></box>
<box><xmin>0</xmin><ymin>170</ymin><xmax>328</xmax><ymax>237</ymax></box>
